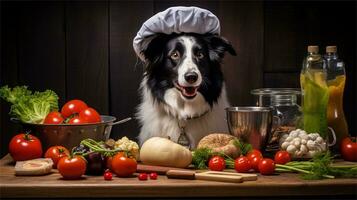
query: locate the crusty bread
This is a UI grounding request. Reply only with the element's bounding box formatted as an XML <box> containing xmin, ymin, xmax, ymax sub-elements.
<box><xmin>197</xmin><ymin>133</ymin><xmax>241</xmax><ymax>158</ymax></box>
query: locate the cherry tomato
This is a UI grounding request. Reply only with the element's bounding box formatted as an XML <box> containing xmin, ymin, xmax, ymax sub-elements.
<box><xmin>247</xmin><ymin>149</ymin><xmax>263</xmax><ymax>159</ymax></box>
<box><xmin>111</xmin><ymin>154</ymin><xmax>137</xmax><ymax>177</ymax></box>
<box><xmin>340</xmin><ymin>137</ymin><xmax>357</xmax><ymax>162</ymax></box>
<box><xmin>247</xmin><ymin>149</ymin><xmax>263</xmax><ymax>171</ymax></box>
<box><xmin>61</xmin><ymin>99</ymin><xmax>88</xmax><ymax>118</ymax></box>
<box><xmin>208</xmin><ymin>156</ymin><xmax>226</xmax><ymax>171</ymax></box>
<box><xmin>234</xmin><ymin>156</ymin><xmax>252</xmax><ymax>173</ymax></box>
<box><xmin>274</xmin><ymin>150</ymin><xmax>291</xmax><ymax>165</ymax></box>
<box><xmin>44</xmin><ymin>111</ymin><xmax>64</xmax><ymax>124</ymax></box>
<box><xmin>9</xmin><ymin>133</ymin><xmax>43</xmax><ymax>161</ymax></box>
<box><xmin>57</xmin><ymin>155</ymin><xmax>87</xmax><ymax>179</ymax></box>
<box><xmin>149</xmin><ymin>172</ymin><xmax>158</xmax><ymax>180</ymax></box>
<box><xmin>79</xmin><ymin>107</ymin><xmax>101</xmax><ymax>123</ymax></box>
<box><xmin>44</xmin><ymin>146</ymin><xmax>70</xmax><ymax>168</ymax></box>
<box><xmin>68</xmin><ymin>116</ymin><xmax>87</xmax><ymax>124</ymax></box>
<box><xmin>258</xmin><ymin>158</ymin><xmax>275</xmax><ymax>175</ymax></box>
<box><xmin>104</xmin><ymin>171</ymin><xmax>113</xmax><ymax>181</ymax></box>
<box><xmin>138</xmin><ymin>173</ymin><xmax>148</xmax><ymax>181</ymax></box>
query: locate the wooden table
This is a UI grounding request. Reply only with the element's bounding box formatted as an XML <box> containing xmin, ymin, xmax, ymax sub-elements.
<box><xmin>0</xmin><ymin>155</ymin><xmax>356</xmax><ymax>198</ymax></box>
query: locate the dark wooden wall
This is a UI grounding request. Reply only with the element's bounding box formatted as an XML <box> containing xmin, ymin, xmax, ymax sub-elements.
<box><xmin>1</xmin><ymin>1</ymin><xmax>356</xmax><ymax>157</ymax></box>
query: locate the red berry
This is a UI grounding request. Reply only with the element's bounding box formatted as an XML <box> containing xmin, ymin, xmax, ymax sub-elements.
<box><xmin>149</xmin><ymin>172</ymin><xmax>158</xmax><ymax>180</ymax></box>
<box><xmin>104</xmin><ymin>172</ymin><xmax>113</xmax><ymax>180</ymax></box>
<box><xmin>138</xmin><ymin>173</ymin><xmax>148</xmax><ymax>181</ymax></box>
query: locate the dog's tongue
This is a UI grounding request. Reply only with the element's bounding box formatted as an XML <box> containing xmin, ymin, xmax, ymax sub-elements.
<box><xmin>183</xmin><ymin>87</ymin><xmax>197</xmax><ymax>96</ymax></box>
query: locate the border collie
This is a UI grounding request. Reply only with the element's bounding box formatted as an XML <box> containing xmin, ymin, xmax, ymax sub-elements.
<box><xmin>137</xmin><ymin>33</ymin><xmax>236</xmax><ymax>148</ymax></box>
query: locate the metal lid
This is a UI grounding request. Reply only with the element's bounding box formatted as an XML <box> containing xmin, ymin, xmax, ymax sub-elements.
<box><xmin>326</xmin><ymin>46</ymin><xmax>337</xmax><ymax>53</ymax></box>
<box><xmin>250</xmin><ymin>88</ymin><xmax>301</xmax><ymax>96</ymax></box>
<box><xmin>308</xmin><ymin>45</ymin><xmax>319</xmax><ymax>53</ymax></box>
<box><xmin>225</xmin><ymin>106</ymin><xmax>272</xmax><ymax>112</ymax></box>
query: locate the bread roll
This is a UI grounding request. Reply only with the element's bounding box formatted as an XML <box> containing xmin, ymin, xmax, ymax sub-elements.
<box><xmin>197</xmin><ymin>133</ymin><xmax>241</xmax><ymax>158</ymax></box>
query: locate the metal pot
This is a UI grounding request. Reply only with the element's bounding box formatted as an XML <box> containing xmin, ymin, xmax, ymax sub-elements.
<box><xmin>226</xmin><ymin>107</ymin><xmax>273</xmax><ymax>151</ymax></box>
<box><xmin>11</xmin><ymin>116</ymin><xmax>131</xmax><ymax>150</ymax></box>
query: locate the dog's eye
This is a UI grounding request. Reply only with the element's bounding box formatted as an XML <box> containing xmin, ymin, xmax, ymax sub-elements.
<box><xmin>197</xmin><ymin>52</ymin><xmax>204</xmax><ymax>59</ymax></box>
<box><xmin>170</xmin><ymin>51</ymin><xmax>180</xmax><ymax>60</ymax></box>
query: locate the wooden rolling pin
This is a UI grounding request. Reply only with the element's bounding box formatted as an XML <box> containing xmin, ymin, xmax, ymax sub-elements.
<box><xmin>166</xmin><ymin>170</ymin><xmax>258</xmax><ymax>183</ymax></box>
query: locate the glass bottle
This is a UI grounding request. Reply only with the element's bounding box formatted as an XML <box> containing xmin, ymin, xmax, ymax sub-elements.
<box><xmin>324</xmin><ymin>46</ymin><xmax>349</xmax><ymax>151</ymax></box>
<box><xmin>300</xmin><ymin>46</ymin><xmax>329</xmax><ymax>138</ymax></box>
<box><xmin>251</xmin><ymin>88</ymin><xmax>302</xmax><ymax>151</ymax></box>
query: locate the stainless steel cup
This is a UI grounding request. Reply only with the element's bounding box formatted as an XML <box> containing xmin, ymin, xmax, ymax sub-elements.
<box><xmin>226</xmin><ymin>107</ymin><xmax>273</xmax><ymax>151</ymax></box>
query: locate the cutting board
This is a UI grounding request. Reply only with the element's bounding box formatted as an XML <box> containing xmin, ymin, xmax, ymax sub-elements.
<box><xmin>166</xmin><ymin>170</ymin><xmax>258</xmax><ymax>183</ymax></box>
<box><xmin>136</xmin><ymin>164</ymin><xmax>192</xmax><ymax>175</ymax></box>
<box><xmin>137</xmin><ymin>164</ymin><xmax>258</xmax><ymax>183</ymax></box>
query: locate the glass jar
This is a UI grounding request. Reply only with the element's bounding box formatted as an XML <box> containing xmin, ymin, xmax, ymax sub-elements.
<box><xmin>251</xmin><ymin>88</ymin><xmax>302</xmax><ymax>151</ymax></box>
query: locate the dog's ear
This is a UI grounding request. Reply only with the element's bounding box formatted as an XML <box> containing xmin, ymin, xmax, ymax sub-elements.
<box><xmin>204</xmin><ymin>34</ymin><xmax>236</xmax><ymax>61</ymax></box>
<box><xmin>140</xmin><ymin>34</ymin><xmax>170</xmax><ymax>64</ymax></box>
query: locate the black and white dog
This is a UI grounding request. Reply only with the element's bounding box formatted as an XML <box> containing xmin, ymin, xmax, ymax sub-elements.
<box><xmin>137</xmin><ymin>33</ymin><xmax>236</xmax><ymax>147</ymax></box>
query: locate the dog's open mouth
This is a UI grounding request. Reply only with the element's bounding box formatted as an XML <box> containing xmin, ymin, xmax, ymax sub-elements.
<box><xmin>174</xmin><ymin>82</ymin><xmax>199</xmax><ymax>99</ymax></box>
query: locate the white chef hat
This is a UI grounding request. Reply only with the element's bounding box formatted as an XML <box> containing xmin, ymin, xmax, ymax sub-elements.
<box><xmin>133</xmin><ymin>6</ymin><xmax>221</xmax><ymax>61</ymax></box>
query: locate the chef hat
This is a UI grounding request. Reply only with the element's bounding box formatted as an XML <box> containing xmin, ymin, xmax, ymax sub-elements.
<box><xmin>133</xmin><ymin>6</ymin><xmax>221</xmax><ymax>61</ymax></box>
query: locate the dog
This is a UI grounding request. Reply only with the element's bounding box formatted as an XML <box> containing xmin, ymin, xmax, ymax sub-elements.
<box><xmin>136</xmin><ymin>33</ymin><xmax>236</xmax><ymax>148</ymax></box>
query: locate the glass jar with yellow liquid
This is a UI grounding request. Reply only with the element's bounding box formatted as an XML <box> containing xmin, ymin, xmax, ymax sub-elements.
<box><xmin>300</xmin><ymin>46</ymin><xmax>330</xmax><ymax>138</ymax></box>
<box><xmin>324</xmin><ymin>46</ymin><xmax>349</xmax><ymax>152</ymax></box>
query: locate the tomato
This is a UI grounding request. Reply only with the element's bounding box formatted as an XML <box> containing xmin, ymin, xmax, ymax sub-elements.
<box><xmin>68</xmin><ymin>116</ymin><xmax>86</xmax><ymax>124</ymax></box>
<box><xmin>149</xmin><ymin>172</ymin><xmax>158</xmax><ymax>180</ymax></box>
<box><xmin>247</xmin><ymin>149</ymin><xmax>263</xmax><ymax>171</ymax></box>
<box><xmin>274</xmin><ymin>150</ymin><xmax>291</xmax><ymax>165</ymax></box>
<box><xmin>234</xmin><ymin>156</ymin><xmax>251</xmax><ymax>173</ymax></box>
<box><xmin>44</xmin><ymin>111</ymin><xmax>64</xmax><ymax>124</ymax></box>
<box><xmin>9</xmin><ymin>133</ymin><xmax>43</xmax><ymax>161</ymax></box>
<box><xmin>208</xmin><ymin>156</ymin><xmax>226</xmax><ymax>171</ymax></box>
<box><xmin>79</xmin><ymin>108</ymin><xmax>101</xmax><ymax>123</ymax></box>
<box><xmin>61</xmin><ymin>99</ymin><xmax>88</xmax><ymax>118</ymax></box>
<box><xmin>44</xmin><ymin>146</ymin><xmax>70</xmax><ymax>168</ymax></box>
<box><xmin>104</xmin><ymin>171</ymin><xmax>113</xmax><ymax>181</ymax></box>
<box><xmin>57</xmin><ymin>156</ymin><xmax>87</xmax><ymax>179</ymax></box>
<box><xmin>138</xmin><ymin>173</ymin><xmax>148</xmax><ymax>181</ymax></box>
<box><xmin>111</xmin><ymin>154</ymin><xmax>137</xmax><ymax>177</ymax></box>
<box><xmin>258</xmin><ymin>158</ymin><xmax>275</xmax><ymax>175</ymax></box>
<box><xmin>340</xmin><ymin>137</ymin><xmax>357</xmax><ymax>162</ymax></box>
<box><xmin>247</xmin><ymin>149</ymin><xmax>263</xmax><ymax>159</ymax></box>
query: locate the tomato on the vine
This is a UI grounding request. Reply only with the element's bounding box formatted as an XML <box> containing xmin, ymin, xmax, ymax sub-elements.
<box><xmin>61</xmin><ymin>99</ymin><xmax>88</xmax><ymax>118</ymax></box>
<box><xmin>208</xmin><ymin>156</ymin><xmax>226</xmax><ymax>171</ymax></box>
<box><xmin>258</xmin><ymin>158</ymin><xmax>275</xmax><ymax>175</ymax></box>
<box><xmin>111</xmin><ymin>153</ymin><xmax>137</xmax><ymax>177</ymax></box>
<box><xmin>57</xmin><ymin>155</ymin><xmax>87</xmax><ymax>179</ymax></box>
<box><xmin>340</xmin><ymin>137</ymin><xmax>357</xmax><ymax>162</ymax></box>
<box><xmin>234</xmin><ymin>156</ymin><xmax>251</xmax><ymax>173</ymax></box>
<box><xmin>44</xmin><ymin>111</ymin><xmax>64</xmax><ymax>124</ymax></box>
<box><xmin>9</xmin><ymin>133</ymin><xmax>43</xmax><ymax>161</ymax></box>
<box><xmin>79</xmin><ymin>108</ymin><xmax>101</xmax><ymax>123</ymax></box>
<box><xmin>274</xmin><ymin>150</ymin><xmax>291</xmax><ymax>165</ymax></box>
<box><xmin>44</xmin><ymin>146</ymin><xmax>70</xmax><ymax>168</ymax></box>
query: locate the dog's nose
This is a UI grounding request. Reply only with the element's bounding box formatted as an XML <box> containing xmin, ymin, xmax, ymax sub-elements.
<box><xmin>184</xmin><ymin>72</ymin><xmax>198</xmax><ymax>84</ymax></box>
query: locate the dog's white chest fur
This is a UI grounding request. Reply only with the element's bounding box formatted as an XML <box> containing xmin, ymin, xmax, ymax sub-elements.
<box><xmin>137</xmin><ymin>77</ymin><xmax>229</xmax><ymax>147</ymax></box>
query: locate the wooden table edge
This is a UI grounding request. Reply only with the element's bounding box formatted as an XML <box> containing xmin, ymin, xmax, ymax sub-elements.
<box><xmin>1</xmin><ymin>182</ymin><xmax>356</xmax><ymax>198</ymax></box>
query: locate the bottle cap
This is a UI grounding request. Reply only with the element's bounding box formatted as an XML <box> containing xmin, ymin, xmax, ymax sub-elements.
<box><xmin>307</xmin><ymin>45</ymin><xmax>319</xmax><ymax>53</ymax></box>
<box><xmin>326</xmin><ymin>46</ymin><xmax>337</xmax><ymax>53</ymax></box>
